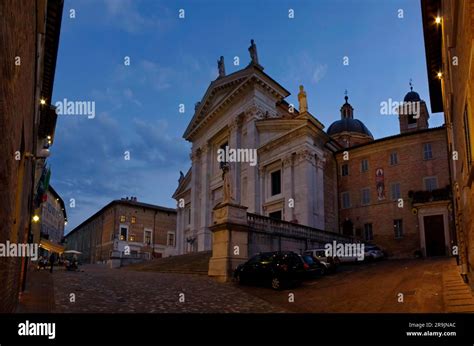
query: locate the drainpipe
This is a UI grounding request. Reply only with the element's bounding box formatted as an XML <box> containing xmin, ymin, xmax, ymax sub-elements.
<box><xmin>153</xmin><ymin>210</ymin><xmax>157</xmax><ymax>258</ymax></box>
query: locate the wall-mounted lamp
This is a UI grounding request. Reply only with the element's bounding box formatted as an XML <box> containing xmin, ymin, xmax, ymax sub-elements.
<box><xmin>435</xmin><ymin>16</ymin><xmax>441</xmax><ymax>24</ymax></box>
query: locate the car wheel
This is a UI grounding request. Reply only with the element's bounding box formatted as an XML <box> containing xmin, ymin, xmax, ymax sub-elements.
<box><xmin>271</xmin><ymin>276</ymin><xmax>282</xmax><ymax>290</ymax></box>
<box><xmin>320</xmin><ymin>267</ymin><xmax>327</xmax><ymax>275</ymax></box>
<box><xmin>236</xmin><ymin>273</ymin><xmax>244</xmax><ymax>285</ymax></box>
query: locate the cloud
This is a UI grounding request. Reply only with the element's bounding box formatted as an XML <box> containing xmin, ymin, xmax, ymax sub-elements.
<box><xmin>102</xmin><ymin>0</ymin><xmax>162</xmax><ymax>33</ymax></box>
<box><xmin>139</xmin><ymin>60</ymin><xmax>174</xmax><ymax>91</ymax></box>
<box><xmin>281</xmin><ymin>51</ymin><xmax>328</xmax><ymax>87</ymax></box>
<box><xmin>49</xmin><ymin>110</ymin><xmax>190</xmax><ymax>232</ymax></box>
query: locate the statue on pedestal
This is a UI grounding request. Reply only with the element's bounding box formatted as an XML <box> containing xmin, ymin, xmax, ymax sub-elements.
<box><xmin>298</xmin><ymin>85</ymin><xmax>308</xmax><ymax>113</ymax></box>
<box><xmin>221</xmin><ymin>162</ymin><xmax>233</xmax><ymax>203</ymax></box>
<box><xmin>248</xmin><ymin>39</ymin><xmax>259</xmax><ymax>66</ymax></box>
<box><xmin>217</xmin><ymin>56</ymin><xmax>226</xmax><ymax>77</ymax></box>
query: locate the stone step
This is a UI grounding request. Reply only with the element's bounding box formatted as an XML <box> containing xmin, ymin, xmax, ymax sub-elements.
<box><xmin>127</xmin><ymin>251</ymin><xmax>212</xmax><ymax>273</ymax></box>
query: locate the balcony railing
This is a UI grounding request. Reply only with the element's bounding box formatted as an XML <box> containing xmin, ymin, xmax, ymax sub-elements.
<box><xmin>408</xmin><ymin>185</ymin><xmax>452</xmax><ymax>204</ymax></box>
<box><xmin>247</xmin><ymin>213</ymin><xmax>355</xmax><ymax>244</ymax></box>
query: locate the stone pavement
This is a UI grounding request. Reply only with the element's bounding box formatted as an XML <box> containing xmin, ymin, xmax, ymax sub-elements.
<box><xmin>52</xmin><ymin>264</ymin><xmax>286</xmax><ymax>313</ymax></box>
<box><xmin>16</xmin><ymin>265</ymin><xmax>55</xmax><ymax>313</ymax></box>
<box><xmin>442</xmin><ymin>259</ymin><xmax>474</xmax><ymax>313</ymax></box>
<box><xmin>238</xmin><ymin>257</ymin><xmax>474</xmax><ymax>313</ymax></box>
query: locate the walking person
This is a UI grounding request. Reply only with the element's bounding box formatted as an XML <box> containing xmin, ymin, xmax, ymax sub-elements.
<box><xmin>49</xmin><ymin>252</ymin><xmax>56</xmax><ymax>273</ymax></box>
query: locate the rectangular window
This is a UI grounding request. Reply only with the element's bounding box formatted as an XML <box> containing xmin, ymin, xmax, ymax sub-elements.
<box><xmin>131</xmin><ymin>216</ymin><xmax>136</xmax><ymax>224</ymax></box>
<box><xmin>341</xmin><ymin>163</ymin><xmax>349</xmax><ymax>176</ymax></box>
<box><xmin>394</xmin><ymin>219</ymin><xmax>403</xmax><ymax>239</ymax></box>
<box><xmin>342</xmin><ymin>192</ymin><xmax>351</xmax><ymax>209</ymax></box>
<box><xmin>144</xmin><ymin>230</ymin><xmax>152</xmax><ymax>246</ymax></box>
<box><xmin>390</xmin><ymin>152</ymin><xmax>398</xmax><ymax>165</ymax></box>
<box><xmin>361</xmin><ymin>188</ymin><xmax>370</xmax><ymax>205</ymax></box>
<box><xmin>423</xmin><ymin>176</ymin><xmax>438</xmax><ymax>191</ymax></box>
<box><xmin>120</xmin><ymin>226</ymin><xmax>128</xmax><ymax>241</ymax></box>
<box><xmin>391</xmin><ymin>183</ymin><xmax>401</xmax><ymax>200</ymax></box>
<box><xmin>423</xmin><ymin>143</ymin><xmax>433</xmax><ymax>160</ymax></box>
<box><xmin>268</xmin><ymin>210</ymin><xmax>282</xmax><ymax>220</ymax></box>
<box><xmin>120</xmin><ymin>215</ymin><xmax>126</xmax><ymax>222</ymax></box>
<box><xmin>167</xmin><ymin>233</ymin><xmax>175</xmax><ymax>247</ymax></box>
<box><xmin>361</xmin><ymin>159</ymin><xmax>368</xmax><ymax>172</ymax></box>
<box><xmin>271</xmin><ymin>170</ymin><xmax>281</xmax><ymax>196</ymax></box>
<box><xmin>364</xmin><ymin>223</ymin><xmax>373</xmax><ymax>241</ymax></box>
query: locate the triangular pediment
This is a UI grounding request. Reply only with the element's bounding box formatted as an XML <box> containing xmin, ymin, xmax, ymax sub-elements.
<box><xmin>183</xmin><ymin>65</ymin><xmax>290</xmax><ymax>141</ymax></box>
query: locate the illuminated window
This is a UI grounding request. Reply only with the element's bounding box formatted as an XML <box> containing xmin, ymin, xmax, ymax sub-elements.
<box><xmin>129</xmin><ymin>234</ymin><xmax>135</xmax><ymax>242</ymax></box>
<box><xmin>120</xmin><ymin>215</ymin><xmax>126</xmax><ymax>222</ymax></box>
<box><xmin>131</xmin><ymin>216</ymin><xmax>136</xmax><ymax>224</ymax></box>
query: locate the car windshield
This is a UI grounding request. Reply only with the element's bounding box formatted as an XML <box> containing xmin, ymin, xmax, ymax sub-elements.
<box><xmin>315</xmin><ymin>251</ymin><xmax>326</xmax><ymax>257</ymax></box>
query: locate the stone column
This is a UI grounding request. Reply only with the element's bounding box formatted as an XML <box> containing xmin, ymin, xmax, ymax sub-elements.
<box><xmin>198</xmin><ymin>143</ymin><xmax>211</xmax><ymax>251</ymax></box>
<box><xmin>228</xmin><ymin>116</ymin><xmax>243</xmax><ymax>204</ymax></box>
<box><xmin>259</xmin><ymin>165</ymin><xmax>266</xmax><ymax>215</ymax></box>
<box><xmin>190</xmin><ymin>148</ymin><xmax>201</xmax><ymax>251</ymax></box>
<box><xmin>244</xmin><ymin>108</ymin><xmax>260</xmax><ymax>213</ymax></box>
<box><xmin>315</xmin><ymin>155</ymin><xmax>326</xmax><ymax>229</ymax></box>
<box><xmin>293</xmin><ymin>149</ymin><xmax>316</xmax><ymax>227</ymax></box>
<box><xmin>208</xmin><ymin>202</ymin><xmax>249</xmax><ymax>282</ymax></box>
<box><xmin>282</xmin><ymin>154</ymin><xmax>294</xmax><ymax>221</ymax></box>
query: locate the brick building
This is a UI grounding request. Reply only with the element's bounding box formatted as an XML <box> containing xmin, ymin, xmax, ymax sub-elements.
<box><xmin>330</xmin><ymin>89</ymin><xmax>453</xmax><ymax>258</ymax></box>
<box><xmin>0</xmin><ymin>0</ymin><xmax>63</xmax><ymax>312</ymax></box>
<box><xmin>421</xmin><ymin>0</ymin><xmax>474</xmax><ymax>283</ymax></box>
<box><xmin>65</xmin><ymin>198</ymin><xmax>177</xmax><ymax>265</ymax></box>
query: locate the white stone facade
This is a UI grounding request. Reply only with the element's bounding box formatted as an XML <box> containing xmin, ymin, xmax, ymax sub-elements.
<box><xmin>173</xmin><ymin>63</ymin><xmax>338</xmax><ymax>254</ymax></box>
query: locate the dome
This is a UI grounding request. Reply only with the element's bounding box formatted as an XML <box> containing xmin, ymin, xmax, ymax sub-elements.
<box><xmin>404</xmin><ymin>91</ymin><xmax>421</xmax><ymax>102</ymax></box>
<box><xmin>327</xmin><ymin>118</ymin><xmax>373</xmax><ymax>138</ymax></box>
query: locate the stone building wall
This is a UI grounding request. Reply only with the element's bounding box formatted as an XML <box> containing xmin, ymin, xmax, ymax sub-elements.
<box><xmin>0</xmin><ymin>0</ymin><xmax>39</xmax><ymax>312</ymax></box>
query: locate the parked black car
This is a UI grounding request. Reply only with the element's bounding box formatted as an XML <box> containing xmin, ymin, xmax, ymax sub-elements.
<box><xmin>234</xmin><ymin>251</ymin><xmax>306</xmax><ymax>290</ymax></box>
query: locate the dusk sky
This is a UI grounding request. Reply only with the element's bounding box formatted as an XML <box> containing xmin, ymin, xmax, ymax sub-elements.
<box><xmin>50</xmin><ymin>0</ymin><xmax>445</xmax><ymax>233</ymax></box>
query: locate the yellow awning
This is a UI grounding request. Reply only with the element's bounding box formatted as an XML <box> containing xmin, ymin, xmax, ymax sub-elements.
<box><xmin>39</xmin><ymin>238</ymin><xmax>65</xmax><ymax>254</ymax></box>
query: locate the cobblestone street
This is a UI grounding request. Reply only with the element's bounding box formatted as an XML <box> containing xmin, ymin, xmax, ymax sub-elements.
<box><xmin>52</xmin><ymin>264</ymin><xmax>285</xmax><ymax>313</ymax></box>
<box><xmin>238</xmin><ymin>257</ymin><xmax>474</xmax><ymax>313</ymax></box>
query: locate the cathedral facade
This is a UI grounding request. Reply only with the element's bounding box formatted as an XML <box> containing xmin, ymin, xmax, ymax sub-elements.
<box><xmin>173</xmin><ymin>41</ymin><xmax>453</xmax><ymax>258</ymax></box>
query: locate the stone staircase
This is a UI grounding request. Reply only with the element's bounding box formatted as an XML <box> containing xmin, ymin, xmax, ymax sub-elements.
<box><xmin>126</xmin><ymin>251</ymin><xmax>212</xmax><ymax>275</ymax></box>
